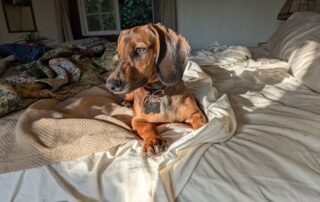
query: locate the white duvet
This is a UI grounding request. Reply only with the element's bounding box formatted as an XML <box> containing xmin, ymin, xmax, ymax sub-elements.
<box><xmin>2</xmin><ymin>45</ymin><xmax>320</xmax><ymax>202</ymax></box>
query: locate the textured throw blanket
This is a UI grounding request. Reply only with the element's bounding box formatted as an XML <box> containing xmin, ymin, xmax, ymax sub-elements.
<box><xmin>0</xmin><ymin>86</ymin><xmax>135</xmax><ymax>174</ymax></box>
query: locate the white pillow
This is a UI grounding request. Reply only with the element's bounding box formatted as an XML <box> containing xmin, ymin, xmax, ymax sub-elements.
<box><xmin>289</xmin><ymin>39</ymin><xmax>320</xmax><ymax>93</ymax></box>
<box><xmin>267</xmin><ymin>12</ymin><xmax>320</xmax><ymax>93</ymax></box>
<box><xmin>267</xmin><ymin>12</ymin><xmax>320</xmax><ymax>61</ymax></box>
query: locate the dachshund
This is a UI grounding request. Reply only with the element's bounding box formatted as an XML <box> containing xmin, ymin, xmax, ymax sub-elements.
<box><xmin>106</xmin><ymin>23</ymin><xmax>207</xmax><ymax>156</ymax></box>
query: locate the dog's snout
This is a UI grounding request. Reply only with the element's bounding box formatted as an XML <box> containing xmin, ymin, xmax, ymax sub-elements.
<box><xmin>106</xmin><ymin>79</ymin><xmax>122</xmax><ymax>92</ymax></box>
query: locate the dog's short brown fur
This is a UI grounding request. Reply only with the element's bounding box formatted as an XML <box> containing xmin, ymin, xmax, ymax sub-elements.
<box><xmin>106</xmin><ymin>23</ymin><xmax>207</xmax><ymax>155</ymax></box>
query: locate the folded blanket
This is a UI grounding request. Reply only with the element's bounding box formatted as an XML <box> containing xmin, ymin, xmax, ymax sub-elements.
<box><xmin>0</xmin><ymin>86</ymin><xmax>135</xmax><ymax>174</ymax></box>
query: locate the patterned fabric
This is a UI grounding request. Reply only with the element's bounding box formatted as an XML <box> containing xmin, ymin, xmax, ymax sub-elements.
<box><xmin>93</xmin><ymin>43</ymin><xmax>118</xmax><ymax>71</ymax></box>
<box><xmin>37</xmin><ymin>58</ymin><xmax>81</xmax><ymax>91</ymax></box>
<box><xmin>0</xmin><ymin>39</ymin><xmax>118</xmax><ymax>117</ymax></box>
<box><xmin>61</xmin><ymin>37</ymin><xmax>110</xmax><ymax>49</ymax></box>
<box><xmin>0</xmin><ymin>83</ymin><xmax>25</xmax><ymax>116</ymax></box>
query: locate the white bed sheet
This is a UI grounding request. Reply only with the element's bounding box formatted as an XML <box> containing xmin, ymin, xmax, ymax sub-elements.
<box><xmin>178</xmin><ymin>57</ymin><xmax>320</xmax><ymax>201</ymax></box>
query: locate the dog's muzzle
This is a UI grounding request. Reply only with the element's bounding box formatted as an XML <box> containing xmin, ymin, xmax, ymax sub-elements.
<box><xmin>106</xmin><ymin>79</ymin><xmax>123</xmax><ymax>93</ymax></box>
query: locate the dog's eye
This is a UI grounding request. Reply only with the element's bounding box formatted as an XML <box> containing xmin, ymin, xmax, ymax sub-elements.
<box><xmin>135</xmin><ymin>48</ymin><xmax>146</xmax><ymax>55</ymax></box>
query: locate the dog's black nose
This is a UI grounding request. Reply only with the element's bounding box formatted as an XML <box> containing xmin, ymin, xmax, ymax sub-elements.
<box><xmin>106</xmin><ymin>79</ymin><xmax>122</xmax><ymax>92</ymax></box>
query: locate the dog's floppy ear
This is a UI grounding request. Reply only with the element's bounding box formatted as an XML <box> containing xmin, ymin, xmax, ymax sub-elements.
<box><xmin>148</xmin><ymin>23</ymin><xmax>190</xmax><ymax>86</ymax></box>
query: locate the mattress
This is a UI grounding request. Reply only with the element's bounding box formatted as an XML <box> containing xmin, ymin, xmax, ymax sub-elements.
<box><xmin>1</xmin><ymin>45</ymin><xmax>320</xmax><ymax>202</ymax></box>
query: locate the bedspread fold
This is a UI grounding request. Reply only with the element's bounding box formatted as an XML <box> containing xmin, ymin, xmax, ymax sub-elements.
<box><xmin>0</xmin><ymin>86</ymin><xmax>135</xmax><ymax>174</ymax></box>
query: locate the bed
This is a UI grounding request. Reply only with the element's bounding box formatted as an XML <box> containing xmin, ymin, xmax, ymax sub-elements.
<box><xmin>1</xmin><ymin>11</ymin><xmax>320</xmax><ymax>202</ymax></box>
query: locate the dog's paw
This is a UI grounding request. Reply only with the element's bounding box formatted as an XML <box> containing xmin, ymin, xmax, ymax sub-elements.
<box><xmin>121</xmin><ymin>100</ymin><xmax>133</xmax><ymax>108</ymax></box>
<box><xmin>143</xmin><ymin>136</ymin><xmax>167</xmax><ymax>156</ymax></box>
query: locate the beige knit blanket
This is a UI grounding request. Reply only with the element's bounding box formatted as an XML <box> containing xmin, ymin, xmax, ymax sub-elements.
<box><xmin>0</xmin><ymin>86</ymin><xmax>136</xmax><ymax>174</ymax></box>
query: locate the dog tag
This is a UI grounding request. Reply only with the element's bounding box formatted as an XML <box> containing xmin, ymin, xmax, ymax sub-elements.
<box><xmin>142</xmin><ymin>89</ymin><xmax>164</xmax><ymax>114</ymax></box>
<box><xmin>144</xmin><ymin>101</ymin><xmax>161</xmax><ymax>114</ymax></box>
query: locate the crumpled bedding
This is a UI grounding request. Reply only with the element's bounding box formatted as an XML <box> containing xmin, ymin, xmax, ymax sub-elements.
<box><xmin>2</xmin><ymin>43</ymin><xmax>320</xmax><ymax>202</ymax></box>
<box><xmin>178</xmin><ymin>48</ymin><xmax>320</xmax><ymax>201</ymax></box>
<box><xmin>0</xmin><ymin>38</ymin><xmax>118</xmax><ymax>117</ymax></box>
<box><xmin>0</xmin><ymin>61</ymin><xmax>237</xmax><ymax>202</ymax></box>
<box><xmin>190</xmin><ymin>42</ymin><xmax>252</xmax><ymax>67</ymax></box>
<box><xmin>0</xmin><ymin>44</ymin><xmax>46</xmax><ymax>63</ymax></box>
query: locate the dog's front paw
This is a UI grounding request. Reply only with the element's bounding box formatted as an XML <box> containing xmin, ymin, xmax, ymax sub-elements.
<box><xmin>143</xmin><ymin>136</ymin><xmax>167</xmax><ymax>156</ymax></box>
<box><xmin>121</xmin><ymin>100</ymin><xmax>133</xmax><ymax>108</ymax></box>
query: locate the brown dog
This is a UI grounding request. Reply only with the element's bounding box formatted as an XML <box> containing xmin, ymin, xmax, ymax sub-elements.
<box><xmin>106</xmin><ymin>23</ymin><xmax>207</xmax><ymax>155</ymax></box>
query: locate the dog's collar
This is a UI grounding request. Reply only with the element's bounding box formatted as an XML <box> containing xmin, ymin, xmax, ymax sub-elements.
<box><xmin>141</xmin><ymin>86</ymin><xmax>164</xmax><ymax>92</ymax></box>
<box><xmin>141</xmin><ymin>86</ymin><xmax>165</xmax><ymax>100</ymax></box>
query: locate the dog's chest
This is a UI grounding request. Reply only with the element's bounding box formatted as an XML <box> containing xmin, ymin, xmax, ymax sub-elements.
<box><xmin>133</xmin><ymin>83</ymin><xmax>190</xmax><ymax>122</ymax></box>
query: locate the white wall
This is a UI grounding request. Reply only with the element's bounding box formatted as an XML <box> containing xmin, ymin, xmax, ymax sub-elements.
<box><xmin>0</xmin><ymin>0</ymin><xmax>60</xmax><ymax>45</ymax></box>
<box><xmin>177</xmin><ymin>0</ymin><xmax>286</xmax><ymax>49</ymax></box>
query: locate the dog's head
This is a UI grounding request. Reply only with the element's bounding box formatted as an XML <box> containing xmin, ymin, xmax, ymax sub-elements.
<box><xmin>106</xmin><ymin>23</ymin><xmax>190</xmax><ymax>94</ymax></box>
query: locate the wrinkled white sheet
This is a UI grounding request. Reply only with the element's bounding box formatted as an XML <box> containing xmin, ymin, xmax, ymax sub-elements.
<box><xmin>0</xmin><ymin>61</ymin><xmax>237</xmax><ymax>202</ymax></box>
<box><xmin>178</xmin><ymin>52</ymin><xmax>320</xmax><ymax>201</ymax></box>
<box><xmin>190</xmin><ymin>42</ymin><xmax>252</xmax><ymax>67</ymax></box>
